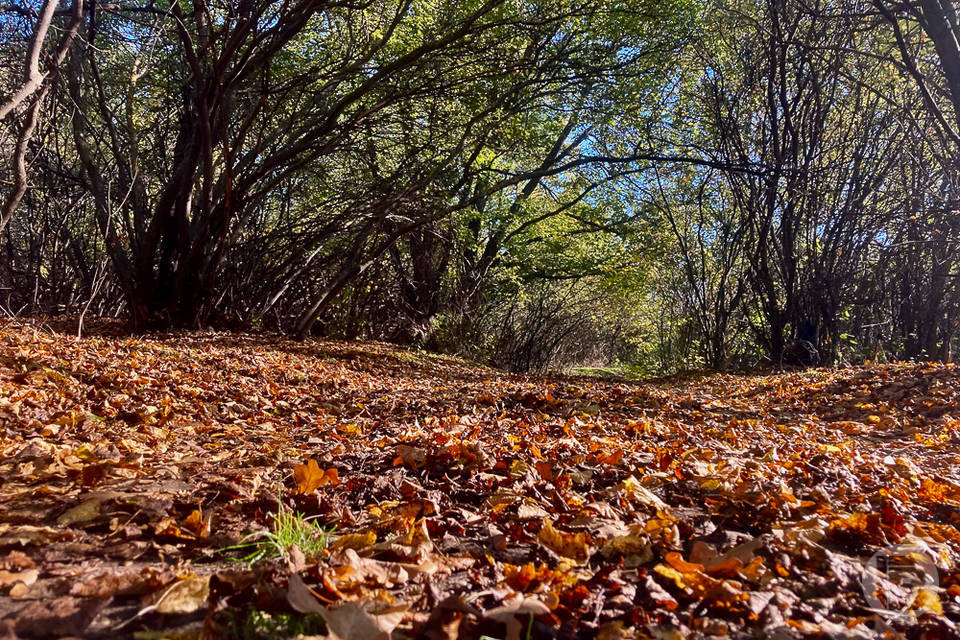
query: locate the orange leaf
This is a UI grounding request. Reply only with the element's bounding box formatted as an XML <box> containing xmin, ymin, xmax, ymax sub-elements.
<box><xmin>184</xmin><ymin>508</ymin><xmax>210</xmax><ymax>538</ymax></box>
<box><xmin>538</xmin><ymin>519</ymin><xmax>591</xmax><ymax>563</ymax></box>
<box><xmin>534</xmin><ymin>461</ymin><xmax>553</xmax><ymax>481</ymax></box>
<box><xmin>294</xmin><ymin>459</ymin><xmax>338</xmax><ymax>494</ymax></box>
<box><xmin>597</xmin><ymin>449</ymin><xmax>623</xmax><ymax>465</ymax></box>
<box><xmin>325</xmin><ymin>467</ymin><xmax>339</xmax><ymax>485</ymax></box>
<box><xmin>665</xmin><ymin>551</ymin><xmax>704</xmax><ymax>573</ymax></box>
<box><xmin>703</xmin><ymin>556</ymin><xmax>743</xmax><ymax>578</ymax></box>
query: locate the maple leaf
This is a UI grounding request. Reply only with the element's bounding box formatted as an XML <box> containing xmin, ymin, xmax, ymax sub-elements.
<box><xmin>294</xmin><ymin>459</ymin><xmax>339</xmax><ymax>494</ymax></box>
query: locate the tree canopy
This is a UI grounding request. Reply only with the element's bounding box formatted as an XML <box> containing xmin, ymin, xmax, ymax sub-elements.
<box><xmin>1</xmin><ymin>0</ymin><xmax>959</xmax><ymax>372</ymax></box>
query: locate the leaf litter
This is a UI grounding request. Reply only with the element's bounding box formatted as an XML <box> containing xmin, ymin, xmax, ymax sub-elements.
<box><xmin>0</xmin><ymin>320</ymin><xmax>958</xmax><ymax>638</ymax></box>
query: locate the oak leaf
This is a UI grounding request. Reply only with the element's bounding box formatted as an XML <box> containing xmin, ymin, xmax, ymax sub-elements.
<box><xmin>294</xmin><ymin>459</ymin><xmax>338</xmax><ymax>494</ymax></box>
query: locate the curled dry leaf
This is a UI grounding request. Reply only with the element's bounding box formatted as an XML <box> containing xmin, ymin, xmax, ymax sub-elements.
<box><xmin>150</xmin><ymin>575</ymin><xmax>211</xmax><ymax>615</ymax></box>
<box><xmin>538</xmin><ymin>519</ymin><xmax>592</xmax><ymax>563</ymax></box>
<box><xmin>394</xmin><ymin>444</ymin><xmax>428</xmax><ymax>469</ymax></box>
<box><xmin>486</xmin><ymin>593</ymin><xmax>552</xmax><ymax>640</ymax></box>
<box><xmin>0</xmin><ymin>568</ymin><xmax>38</xmax><ymax>589</ymax></box>
<box><xmin>287</xmin><ymin>574</ymin><xmax>406</xmax><ymax>640</ymax></box>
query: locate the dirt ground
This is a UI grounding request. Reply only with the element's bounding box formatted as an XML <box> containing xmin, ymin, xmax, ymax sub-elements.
<box><xmin>0</xmin><ymin>320</ymin><xmax>958</xmax><ymax>639</ymax></box>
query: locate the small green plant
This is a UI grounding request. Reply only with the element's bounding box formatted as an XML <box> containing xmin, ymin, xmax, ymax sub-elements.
<box><xmin>220</xmin><ymin>608</ymin><xmax>326</xmax><ymax>640</ymax></box>
<box><xmin>220</xmin><ymin>501</ymin><xmax>331</xmax><ymax>565</ymax></box>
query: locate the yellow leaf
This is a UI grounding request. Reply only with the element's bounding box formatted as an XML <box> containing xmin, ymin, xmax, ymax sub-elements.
<box><xmin>911</xmin><ymin>587</ymin><xmax>943</xmax><ymax>615</ymax></box>
<box><xmin>619</xmin><ymin>476</ymin><xmax>668</xmax><ymax>509</ymax></box>
<box><xmin>538</xmin><ymin>519</ymin><xmax>591</xmax><ymax>563</ymax></box>
<box><xmin>330</xmin><ymin>530</ymin><xmax>377</xmax><ymax>551</ymax></box>
<box><xmin>509</xmin><ymin>459</ymin><xmax>531</xmax><ymax>478</ymax></box>
<box><xmin>75</xmin><ymin>443</ymin><xmax>97</xmax><ymax>461</ymax></box>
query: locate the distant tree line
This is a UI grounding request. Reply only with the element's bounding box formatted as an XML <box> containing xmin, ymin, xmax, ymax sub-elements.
<box><xmin>0</xmin><ymin>0</ymin><xmax>958</xmax><ymax>372</ymax></box>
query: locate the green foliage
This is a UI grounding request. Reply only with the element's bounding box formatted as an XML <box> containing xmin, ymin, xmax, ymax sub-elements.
<box><xmin>219</xmin><ymin>608</ymin><xmax>326</xmax><ymax>640</ymax></box>
<box><xmin>4</xmin><ymin>0</ymin><xmax>959</xmax><ymax>370</ymax></box>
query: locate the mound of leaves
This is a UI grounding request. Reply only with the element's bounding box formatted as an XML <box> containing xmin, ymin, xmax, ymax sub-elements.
<box><xmin>0</xmin><ymin>320</ymin><xmax>959</xmax><ymax>639</ymax></box>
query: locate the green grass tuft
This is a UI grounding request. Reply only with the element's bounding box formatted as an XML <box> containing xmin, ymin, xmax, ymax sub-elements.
<box><xmin>219</xmin><ymin>501</ymin><xmax>331</xmax><ymax>565</ymax></box>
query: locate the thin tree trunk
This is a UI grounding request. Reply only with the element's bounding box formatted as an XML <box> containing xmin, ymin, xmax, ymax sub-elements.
<box><xmin>0</xmin><ymin>0</ymin><xmax>84</xmax><ymax>233</ymax></box>
<box><xmin>0</xmin><ymin>0</ymin><xmax>58</xmax><ymax>121</ymax></box>
<box><xmin>0</xmin><ymin>89</ymin><xmax>45</xmax><ymax>231</ymax></box>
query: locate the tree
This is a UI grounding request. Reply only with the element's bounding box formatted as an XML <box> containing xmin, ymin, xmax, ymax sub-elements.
<box><xmin>0</xmin><ymin>0</ymin><xmax>83</xmax><ymax>233</ymax></box>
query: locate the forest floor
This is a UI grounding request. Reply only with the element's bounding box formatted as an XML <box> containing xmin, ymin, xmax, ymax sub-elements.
<box><xmin>0</xmin><ymin>320</ymin><xmax>959</xmax><ymax>640</ymax></box>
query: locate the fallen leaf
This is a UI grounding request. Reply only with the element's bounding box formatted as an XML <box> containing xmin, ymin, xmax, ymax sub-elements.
<box><xmin>395</xmin><ymin>445</ymin><xmax>427</xmax><ymax>469</ymax></box>
<box><xmin>0</xmin><ymin>568</ymin><xmax>38</xmax><ymax>588</ymax></box>
<box><xmin>486</xmin><ymin>593</ymin><xmax>552</xmax><ymax>640</ymax></box>
<box><xmin>600</xmin><ymin>535</ymin><xmax>653</xmax><ymax>566</ymax></box>
<box><xmin>287</xmin><ymin>573</ymin><xmax>325</xmax><ymax>614</ymax></box>
<box><xmin>330</xmin><ymin>530</ymin><xmax>377</xmax><ymax>551</ymax></box>
<box><xmin>57</xmin><ymin>497</ymin><xmax>106</xmax><ymax>526</ymax></box>
<box><xmin>13</xmin><ymin>597</ymin><xmax>109</xmax><ymax>637</ymax></box>
<box><xmin>294</xmin><ymin>459</ymin><xmax>339</xmax><ymax>494</ymax></box>
<box><xmin>321</xmin><ymin>601</ymin><xmax>408</xmax><ymax>640</ymax></box>
<box><xmin>619</xmin><ymin>476</ymin><xmax>668</xmax><ymax>510</ymax></box>
<box><xmin>0</xmin><ymin>525</ymin><xmax>74</xmax><ymax>546</ymax></box>
<box><xmin>911</xmin><ymin>587</ymin><xmax>943</xmax><ymax>615</ymax></box>
<box><xmin>538</xmin><ymin>519</ymin><xmax>592</xmax><ymax>563</ymax></box>
<box><xmin>0</xmin><ymin>551</ymin><xmax>35</xmax><ymax>570</ymax></box>
<box><xmin>183</xmin><ymin>508</ymin><xmax>211</xmax><ymax>538</ymax></box>
<box><xmin>151</xmin><ymin>575</ymin><xmax>210</xmax><ymax>614</ymax></box>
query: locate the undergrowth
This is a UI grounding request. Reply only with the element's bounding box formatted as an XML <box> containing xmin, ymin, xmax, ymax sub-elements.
<box><xmin>219</xmin><ymin>501</ymin><xmax>331</xmax><ymax>565</ymax></box>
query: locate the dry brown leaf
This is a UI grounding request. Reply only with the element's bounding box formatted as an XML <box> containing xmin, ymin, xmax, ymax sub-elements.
<box><xmin>57</xmin><ymin>497</ymin><xmax>106</xmax><ymax>526</ymax></box>
<box><xmin>287</xmin><ymin>573</ymin><xmax>325</xmax><ymax>614</ymax></box>
<box><xmin>0</xmin><ymin>568</ymin><xmax>38</xmax><ymax>588</ymax></box>
<box><xmin>321</xmin><ymin>601</ymin><xmax>408</xmax><ymax>640</ymax></box>
<box><xmin>600</xmin><ymin>535</ymin><xmax>653</xmax><ymax>566</ymax></box>
<box><xmin>151</xmin><ymin>575</ymin><xmax>210</xmax><ymax>614</ymax></box>
<box><xmin>486</xmin><ymin>593</ymin><xmax>552</xmax><ymax>640</ymax></box>
<box><xmin>538</xmin><ymin>519</ymin><xmax>591</xmax><ymax>563</ymax></box>
<box><xmin>0</xmin><ymin>525</ymin><xmax>74</xmax><ymax>546</ymax></box>
<box><xmin>395</xmin><ymin>445</ymin><xmax>427</xmax><ymax>469</ymax></box>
